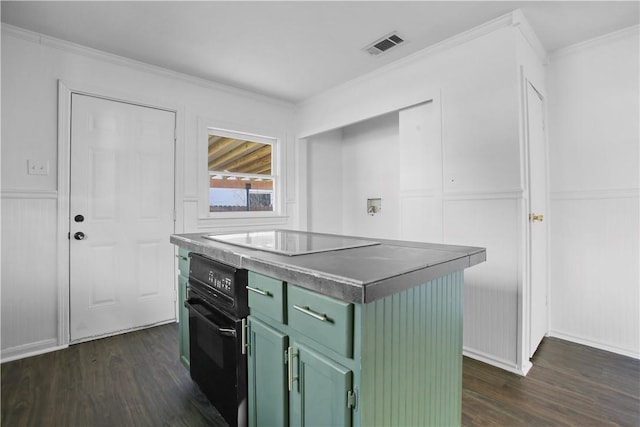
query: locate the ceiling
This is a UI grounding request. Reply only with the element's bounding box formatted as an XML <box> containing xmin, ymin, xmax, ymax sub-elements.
<box><xmin>2</xmin><ymin>1</ymin><xmax>638</xmax><ymax>103</ymax></box>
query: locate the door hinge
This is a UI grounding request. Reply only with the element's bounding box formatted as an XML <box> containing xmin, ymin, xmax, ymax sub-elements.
<box><xmin>347</xmin><ymin>389</ymin><xmax>357</xmax><ymax>410</ymax></box>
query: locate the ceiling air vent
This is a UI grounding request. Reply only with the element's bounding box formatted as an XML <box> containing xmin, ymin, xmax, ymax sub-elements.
<box><xmin>365</xmin><ymin>32</ymin><xmax>405</xmax><ymax>56</ymax></box>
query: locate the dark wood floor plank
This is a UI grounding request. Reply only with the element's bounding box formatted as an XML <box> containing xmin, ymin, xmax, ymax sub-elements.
<box><xmin>462</xmin><ymin>337</ymin><xmax>640</xmax><ymax>427</ymax></box>
<box><xmin>2</xmin><ymin>324</ymin><xmax>638</xmax><ymax>427</ymax></box>
<box><xmin>1</xmin><ymin>324</ymin><xmax>227</xmax><ymax>427</ymax></box>
<box><xmin>532</xmin><ymin>338</ymin><xmax>640</xmax><ymax>396</ymax></box>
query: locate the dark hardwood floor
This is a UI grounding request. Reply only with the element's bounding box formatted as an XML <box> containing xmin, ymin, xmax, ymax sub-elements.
<box><xmin>2</xmin><ymin>323</ymin><xmax>638</xmax><ymax>426</ymax></box>
<box><xmin>1</xmin><ymin>323</ymin><xmax>227</xmax><ymax>427</ymax></box>
<box><xmin>463</xmin><ymin>338</ymin><xmax>640</xmax><ymax>426</ymax></box>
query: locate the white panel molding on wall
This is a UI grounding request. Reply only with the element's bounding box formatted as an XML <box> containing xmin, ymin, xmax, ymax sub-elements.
<box><xmin>443</xmin><ymin>195</ymin><xmax>526</xmax><ymax>375</ymax></box>
<box><xmin>1</xmin><ymin>192</ymin><xmax>62</xmax><ymax>362</ymax></box>
<box><xmin>548</xmin><ymin>193</ymin><xmax>639</xmax><ymax>359</ymax></box>
<box><xmin>0</xmin><ymin>189</ymin><xmax>58</xmax><ymax>199</ymax></box>
<box><xmin>547</xmin><ymin>25</ymin><xmax>639</xmax><ymax>359</ymax></box>
<box><xmin>550</xmin><ymin>188</ymin><xmax>640</xmax><ymax>201</ymax></box>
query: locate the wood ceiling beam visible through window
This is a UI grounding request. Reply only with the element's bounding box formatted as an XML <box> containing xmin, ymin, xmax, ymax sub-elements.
<box><xmin>209</xmin><ymin>142</ymin><xmax>268</xmax><ymax>172</ymax></box>
<box><xmin>209</xmin><ymin>141</ymin><xmax>262</xmax><ymax>171</ymax></box>
<box><xmin>219</xmin><ymin>145</ymin><xmax>271</xmax><ymax>173</ymax></box>
<box><xmin>207</xmin><ymin>136</ymin><xmax>238</xmax><ymax>158</ymax></box>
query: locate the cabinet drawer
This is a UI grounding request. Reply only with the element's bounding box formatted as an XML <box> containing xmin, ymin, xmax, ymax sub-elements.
<box><xmin>248</xmin><ymin>272</ymin><xmax>286</xmax><ymax>323</ymax></box>
<box><xmin>177</xmin><ymin>248</ymin><xmax>189</xmax><ymax>276</ymax></box>
<box><xmin>287</xmin><ymin>285</ymin><xmax>353</xmax><ymax>358</ymax></box>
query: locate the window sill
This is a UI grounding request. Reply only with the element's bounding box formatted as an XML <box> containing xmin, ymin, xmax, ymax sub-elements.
<box><xmin>196</xmin><ymin>213</ymin><xmax>289</xmax><ymax>230</ymax></box>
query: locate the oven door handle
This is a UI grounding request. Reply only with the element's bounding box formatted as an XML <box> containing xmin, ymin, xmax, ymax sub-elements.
<box><xmin>184</xmin><ymin>300</ymin><xmax>237</xmax><ymax>337</ymax></box>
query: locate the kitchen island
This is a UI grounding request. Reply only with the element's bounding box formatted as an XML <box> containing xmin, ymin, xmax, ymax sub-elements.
<box><xmin>171</xmin><ymin>230</ymin><xmax>485</xmax><ymax>427</ymax></box>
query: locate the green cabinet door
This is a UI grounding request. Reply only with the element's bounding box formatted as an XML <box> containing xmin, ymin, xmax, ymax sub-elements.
<box><xmin>177</xmin><ymin>248</ymin><xmax>190</xmax><ymax>370</ymax></box>
<box><xmin>290</xmin><ymin>341</ymin><xmax>353</xmax><ymax>427</ymax></box>
<box><xmin>247</xmin><ymin>316</ymin><xmax>289</xmax><ymax>427</ymax></box>
<box><xmin>177</xmin><ymin>273</ymin><xmax>189</xmax><ymax>369</ymax></box>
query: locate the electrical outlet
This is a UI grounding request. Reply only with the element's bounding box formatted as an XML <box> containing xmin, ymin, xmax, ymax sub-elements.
<box><xmin>27</xmin><ymin>160</ymin><xmax>49</xmax><ymax>176</ymax></box>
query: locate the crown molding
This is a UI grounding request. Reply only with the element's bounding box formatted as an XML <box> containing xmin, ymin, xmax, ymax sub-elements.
<box><xmin>550</xmin><ymin>24</ymin><xmax>640</xmax><ymax>60</ymax></box>
<box><xmin>1</xmin><ymin>23</ymin><xmax>295</xmax><ymax>110</ymax></box>
<box><xmin>511</xmin><ymin>9</ymin><xmax>548</xmax><ymax>64</ymax></box>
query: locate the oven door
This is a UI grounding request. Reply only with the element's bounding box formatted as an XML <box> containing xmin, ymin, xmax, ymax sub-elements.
<box><xmin>185</xmin><ymin>293</ymin><xmax>247</xmax><ymax>427</ymax></box>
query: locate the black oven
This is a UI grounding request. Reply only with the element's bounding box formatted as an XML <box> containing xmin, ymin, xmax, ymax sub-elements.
<box><xmin>184</xmin><ymin>253</ymin><xmax>248</xmax><ymax>427</ymax></box>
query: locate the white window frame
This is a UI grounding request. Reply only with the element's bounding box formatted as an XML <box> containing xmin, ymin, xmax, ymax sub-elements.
<box><xmin>199</xmin><ymin>122</ymin><xmax>285</xmax><ymax>222</ymax></box>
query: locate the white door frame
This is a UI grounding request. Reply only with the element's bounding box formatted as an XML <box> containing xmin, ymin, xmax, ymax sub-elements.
<box><xmin>56</xmin><ymin>80</ymin><xmax>180</xmax><ymax>347</ymax></box>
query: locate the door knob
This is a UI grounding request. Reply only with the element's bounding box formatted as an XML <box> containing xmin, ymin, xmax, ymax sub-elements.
<box><xmin>74</xmin><ymin>231</ymin><xmax>86</xmax><ymax>240</ymax></box>
<box><xmin>529</xmin><ymin>213</ymin><xmax>544</xmax><ymax>222</ymax></box>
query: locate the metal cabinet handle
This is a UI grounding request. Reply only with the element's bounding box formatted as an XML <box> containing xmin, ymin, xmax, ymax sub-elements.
<box><xmin>293</xmin><ymin>305</ymin><xmax>328</xmax><ymax>322</ymax></box>
<box><xmin>287</xmin><ymin>346</ymin><xmax>298</xmax><ymax>392</ymax></box>
<box><xmin>175</xmin><ymin>254</ymin><xmax>188</xmax><ymax>261</ymax></box>
<box><xmin>241</xmin><ymin>318</ymin><xmax>248</xmax><ymax>355</ymax></box>
<box><xmin>246</xmin><ymin>286</ymin><xmax>271</xmax><ymax>297</ymax></box>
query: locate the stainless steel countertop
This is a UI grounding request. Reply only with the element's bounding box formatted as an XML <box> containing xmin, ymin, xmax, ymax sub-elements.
<box><xmin>170</xmin><ymin>230</ymin><xmax>486</xmax><ymax>304</ymax></box>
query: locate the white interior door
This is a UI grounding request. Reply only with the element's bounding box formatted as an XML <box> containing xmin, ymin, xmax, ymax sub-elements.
<box><xmin>527</xmin><ymin>82</ymin><xmax>548</xmax><ymax>358</ymax></box>
<box><xmin>69</xmin><ymin>94</ymin><xmax>176</xmax><ymax>343</ymax></box>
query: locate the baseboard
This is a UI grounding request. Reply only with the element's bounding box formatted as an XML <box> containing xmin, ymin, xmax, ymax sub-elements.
<box><xmin>463</xmin><ymin>347</ymin><xmax>531</xmax><ymax>376</ymax></box>
<box><xmin>1</xmin><ymin>339</ymin><xmax>67</xmax><ymax>363</ymax></box>
<box><xmin>70</xmin><ymin>319</ymin><xmax>176</xmax><ymax>345</ymax></box>
<box><xmin>547</xmin><ymin>330</ymin><xmax>640</xmax><ymax>360</ymax></box>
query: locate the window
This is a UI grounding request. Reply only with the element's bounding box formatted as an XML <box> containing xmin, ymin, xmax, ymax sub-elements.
<box><xmin>207</xmin><ymin>129</ymin><xmax>276</xmax><ymax>213</ymax></box>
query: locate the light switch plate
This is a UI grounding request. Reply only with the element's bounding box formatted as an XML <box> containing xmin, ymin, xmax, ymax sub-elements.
<box><xmin>28</xmin><ymin>159</ymin><xmax>49</xmax><ymax>176</ymax></box>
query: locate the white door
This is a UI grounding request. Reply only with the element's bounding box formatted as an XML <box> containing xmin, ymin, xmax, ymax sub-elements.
<box><xmin>69</xmin><ymin>94</ymin><xmax>176</xmax><ymax>343</ymax></box>
<box><xmin>527</xmin><ymin>82</ymin><xmax>548</xmax><ymax>357</ymax></box>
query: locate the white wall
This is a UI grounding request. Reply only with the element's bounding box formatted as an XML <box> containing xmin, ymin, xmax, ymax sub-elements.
<box><xmin>307</xmin><ymin>129</ymin><xmax>343</xmax><ymax>234</ymax></box>
<box><xmin>1</xmin><ymin>26</ymin><xmax>297</xmax><ymax>361</ymax></box>
<box><xmin>300</xmin><ymin>18</ymin><xmax>536</xmax><ymax>374</ymax></box>
<box><xmin>341</xmin><ymin>112</ymin><xmax>401</xmax><ymax>240</ymax></box>
<box><xmin>547</xmin><ymin>27</ymin><xmax>639</xmax><ymax>358</ymax></box>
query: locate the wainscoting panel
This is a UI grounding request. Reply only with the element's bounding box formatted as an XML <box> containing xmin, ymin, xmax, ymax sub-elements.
<box><xmin>549</xmin><ymin>192</ymin><xmax>639</xmax><ymax>358</ymax></box>
<box><xmin>443</xmin><ymin>197</ymin><xmax>521</xmax><ymax>368</ymax></box>
<box><xmin>1</xmin><ymin>193</ymin><xmax>59</xmax><ymax>360</ymax></box>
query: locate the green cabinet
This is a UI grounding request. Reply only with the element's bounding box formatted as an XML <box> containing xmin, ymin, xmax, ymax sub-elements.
<box><xmin>247</xmin><ymin>317</ymin><xmax>289</xmax><ymax>427</ymax></box>
<box><xmin>290</xmin><ymin>341</ymin><xmax>353</xmax><ymax>427</ymax></box>
<box><xmin>176</xmin><ymin>247</ymin><xmax>190</xmax><ymax>370</ymax></box>
<box><xmin>247</xmin><ymin>270</ymin><xmax>465</xmax><ymax>427</ymax></box>
<box><xmin>247</xmin><ymin>272</ymin><xmax>357</xmax><ymax>427</ymax></box>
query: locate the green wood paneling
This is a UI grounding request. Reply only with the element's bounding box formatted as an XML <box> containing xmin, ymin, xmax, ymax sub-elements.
<box><xmin>290</xmin><ymin>341</ymin><xmax>353</xmax><ymax>427</ymax></box>
<box><xmin>360</xmin><ymin>272</ymin><xmax>464</xmax><ymax>427</ymax></box>
<box><xmin>247</xmin><ymin>317</ymin><xmax>289</xmax><ymax>427</ymax></box>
